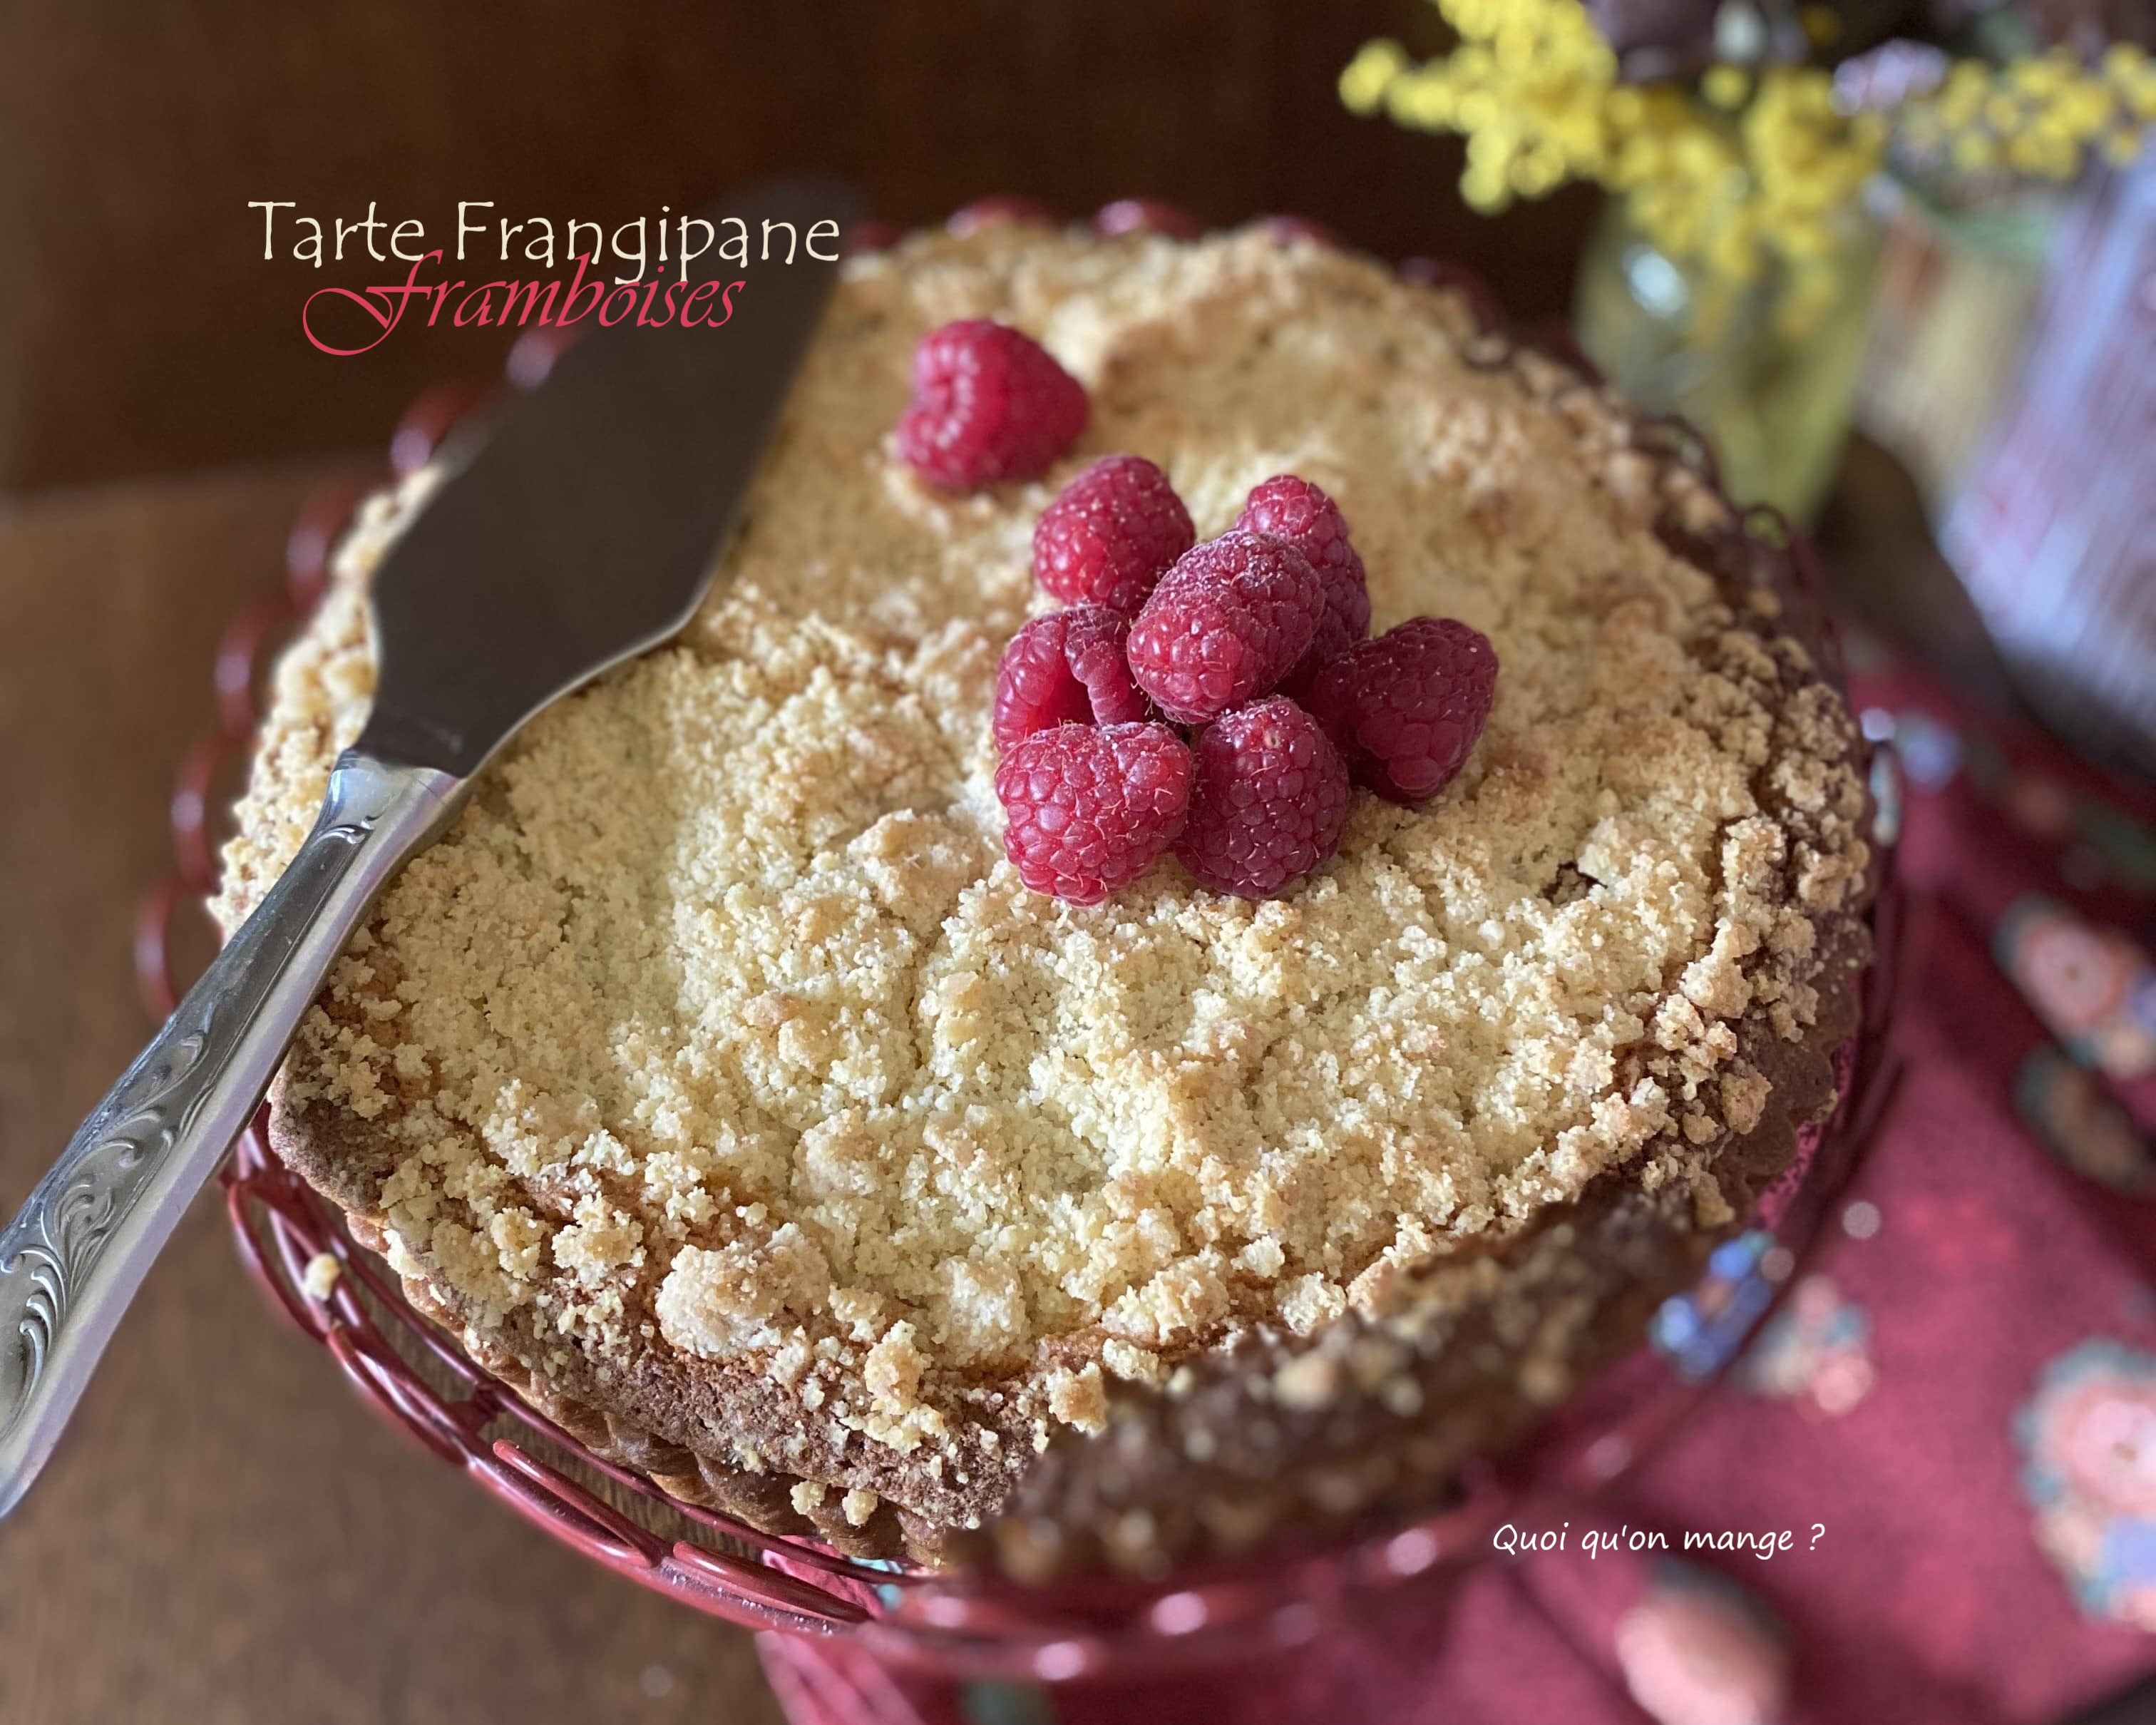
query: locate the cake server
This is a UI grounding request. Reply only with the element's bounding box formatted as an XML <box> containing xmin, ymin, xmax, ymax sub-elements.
<box><xmin>0</xmin><ymin>174</ymin><xmax>861</xmax><ymax>1517</ymax></box>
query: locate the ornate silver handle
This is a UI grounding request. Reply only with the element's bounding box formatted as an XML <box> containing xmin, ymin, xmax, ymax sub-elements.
<box><xmin>0</xmin><ymin>750</ymin><xmax>463</xmax><ymax>1515</ymax></box>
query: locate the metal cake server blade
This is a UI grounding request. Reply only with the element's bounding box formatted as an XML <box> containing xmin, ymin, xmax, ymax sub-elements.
<box><xmin>0</xmin><ymin>175</ymin><xmax>861</xmax><ymax>1516</ymax></box>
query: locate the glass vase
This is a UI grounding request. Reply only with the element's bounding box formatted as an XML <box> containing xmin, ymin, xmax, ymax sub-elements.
<box><xmin>1573</xmin><ymin>198</ymin><xmax>1881</xmax><ymax>523</ymax></box>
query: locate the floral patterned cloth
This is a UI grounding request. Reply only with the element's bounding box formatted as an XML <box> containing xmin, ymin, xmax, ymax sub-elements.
<box><xmin>776</xmin><ymin>650</ymin><xmax>2156</xmax><ymax>1724</ymax></box>
<box><xmin>2021</xmin><ymin>1341</ymin><xmax>2156</xmax><ymax>1635</ymax></box>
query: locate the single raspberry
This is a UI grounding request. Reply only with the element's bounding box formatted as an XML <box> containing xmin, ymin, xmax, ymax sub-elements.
<box><xmin>1237</xmin><ymin>474</ymin><xmax>1365</xmax><ymax>585</ymax></box>
<box><xmin>994</xmin><ymin>722</ymin><xmax>1194</xmax><ymax>904</ymax></box>
<box><xmin>1093</xmin><ymin>198</ymin><xmax>1203</xmax><ymax>239</ymax></box>
<box><xmin>896</xmin><ymin>319</ymin><xmax>1089</xmax><ymax>491</ymax></box>
<box><xmin>1126</xmin><ymin>531</ymin><xmax>1325</xmax><ymax>725</ymax></box>
<box><xmin>1032</xmin><ymin>455</ymin><xmax>1196</xmax><ymax>613</ymax></box>
<box><xmin>1236</xmin><ymin>475</ymin><xmax>1371</xmax><ymax>688</ymax></box>
<box><xmin>992</xmin><ymin>606</ymin><xmax>1150</xmax><ymax>748</ymax></box>
<box><xmin>946</xmin><ymin>196</ymin><xmax>1057</xmax><ymax>236</ymax></box>
<box><xmin>1304</xmin><ymin>618</ymin><xmax>1498</xmax><ymax>805</ymax></box>
<box><xmin>1175</xmin><ymin>698</ymin><xmax>1352</xmax><ymax>898</ymax></box>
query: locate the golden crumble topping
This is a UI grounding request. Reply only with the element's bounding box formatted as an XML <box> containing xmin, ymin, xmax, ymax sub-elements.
<box><xmin>215</xmin><ymin>226</ymin><xmax>1867</xmax><ymax>1498</ymax></box>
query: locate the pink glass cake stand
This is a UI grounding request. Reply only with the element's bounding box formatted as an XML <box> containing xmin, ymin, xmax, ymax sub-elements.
<box><xmin>129</xmin><ymin>197</ymin><xmax>1906</xmax><ymax>1719</ymax></box>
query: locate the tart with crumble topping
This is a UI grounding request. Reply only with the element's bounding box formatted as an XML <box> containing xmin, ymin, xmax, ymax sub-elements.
<box><xmin>213</xmin><ymin>219</ymin><xmax>1873</xmax><ymax>1578</ymax></box>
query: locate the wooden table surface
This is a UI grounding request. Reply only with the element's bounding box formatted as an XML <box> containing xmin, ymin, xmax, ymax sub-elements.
<box><xmin>0</xmin><ymin>462</ymin><xmax>785</xmax><ymax>1725</ymax></box>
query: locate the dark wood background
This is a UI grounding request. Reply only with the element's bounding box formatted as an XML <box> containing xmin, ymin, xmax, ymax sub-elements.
<box><xmin>0</xmin><ymin>0</ymin><xmax>1597</xmax><ymax>496</ymax></box>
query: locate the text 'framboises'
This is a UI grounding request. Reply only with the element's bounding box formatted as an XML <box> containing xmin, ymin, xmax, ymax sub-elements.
<box><xmin>250</xmin><ymin>201</ymin><xmax>841</xmax><ymax>357</ymax></box>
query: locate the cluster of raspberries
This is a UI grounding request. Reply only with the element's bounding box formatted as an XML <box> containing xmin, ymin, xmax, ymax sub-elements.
<box><xmin>898</xmin><ymin>317</ymin><xmax>1498</xmax><ymax>905</ymax></box>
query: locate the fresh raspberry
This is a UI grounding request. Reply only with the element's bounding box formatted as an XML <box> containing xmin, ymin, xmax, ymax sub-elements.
<box><xmin>1126</xmin><ymin>531</ymin><xmax>1325</xmax><ymax>725</ymax></box>
<box><xmin>1304</xmin><ymin>618</ymin><xmax>1498</xmax><ymax>805</ymax></box>
<box><xmin>992</xmin><ymin>606</ymin><xmax>1150</xmax><ymax>748</ymax></box>
<box><xmin>1093</xmin><ymin>198</ymin><xmax>1203</xmax><ymax>239</ymax></box>
<box><xmin>896</xmin><ymin>320</ymin><xmax>1089</xmax><ymax>491</ymax></box>
<box><xmin>1237</xmin><ymin>474</ymin><xmax>1365</xmax><ymax>585</ymax></box>
<box><xmin>946</xmin><ymin>196</ymin><xmax>1057</xmax><ymax>236</ymax></box>
<box><xmin>1175</xmin><ymin>698</ymin><xmax>1352</xmax><ymax>898</ymax></box>
<box><xmin>1032</xmin><ymin>455</ymin><xmax>1196</xmax><ymax>613</ymax></box>
<box><xmin>1236</xmin><ymin>474</ymin><xmax>1371</xmax><ymax>687</ymax></box>
<box><xmin>994</xmin><ymin>722</ymin><xmax>1194</xmax><ymax>904</ymax></box>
